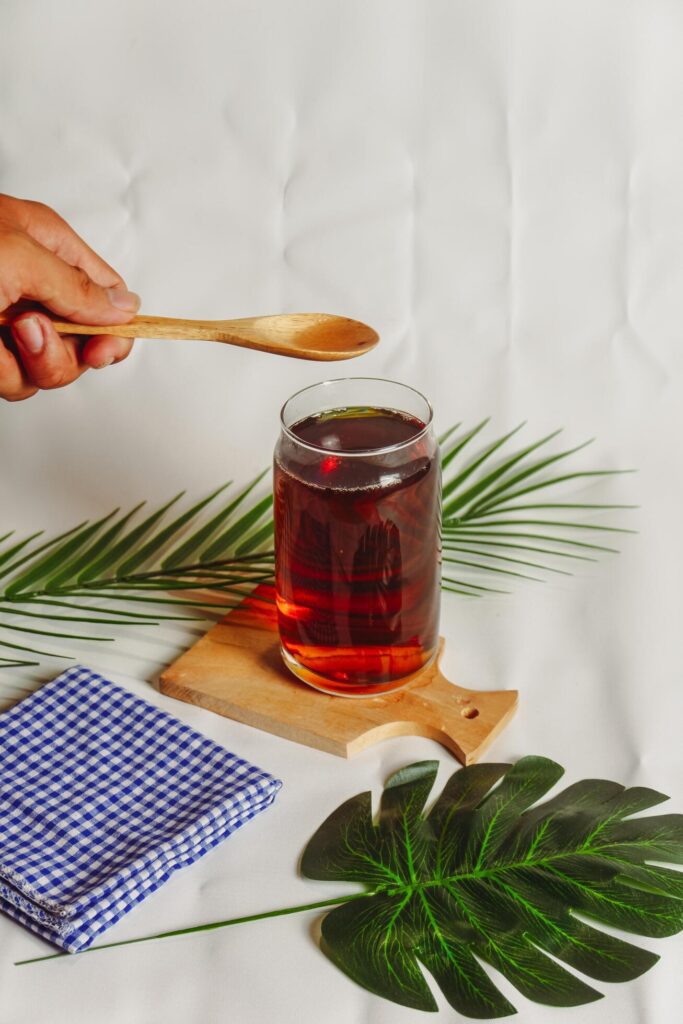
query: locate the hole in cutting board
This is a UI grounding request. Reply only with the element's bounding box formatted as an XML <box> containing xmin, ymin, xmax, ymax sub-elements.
<box><xmin>461</xmin><ymin>707</ymin><xmax>479</xmax><ymax>719</ymax></box>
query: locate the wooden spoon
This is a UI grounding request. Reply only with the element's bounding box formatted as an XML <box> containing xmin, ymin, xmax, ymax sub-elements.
<box><xmin>0</xmin><ymin>310</ymin><xmax>379</xmax><ymax>362</ymax></box>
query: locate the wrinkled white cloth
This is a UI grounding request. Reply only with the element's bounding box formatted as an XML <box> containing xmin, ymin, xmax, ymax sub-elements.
<box><xmin>0</xmin><ymin>1</ymin><xmax>681</xmax><ymax>1022</ymax></box>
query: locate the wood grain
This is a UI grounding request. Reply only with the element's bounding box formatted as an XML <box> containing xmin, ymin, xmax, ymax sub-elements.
<box><xmin>0</xmin><ymin>310</ymin><xmax>379</xmax><ymax>361</ymax></box>
<box><xmin>160</xmin><ymin>592</ymin><xmax>518</xmax><ymax>764</ymax></box>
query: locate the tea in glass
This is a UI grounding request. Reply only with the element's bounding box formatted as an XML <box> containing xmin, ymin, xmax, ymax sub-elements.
<box><xmin>274</xmin><ymin>378</ymin><xmax>440</xmax><ymax>696</ymax></box>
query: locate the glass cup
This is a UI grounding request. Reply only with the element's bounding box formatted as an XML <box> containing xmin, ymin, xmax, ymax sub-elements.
<box><xmin>273</xmin><ymin>378</ymin><xmax>441</xmax><ymax>697</ymax></box>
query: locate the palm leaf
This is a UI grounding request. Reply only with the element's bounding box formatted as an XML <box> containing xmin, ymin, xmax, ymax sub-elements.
<box><xmin>162</xmin><ymin>471</ymin><xmax>268</xmax><ymax>569</ymax></box>
<box><xmin>442</xmin><ymin>422</ymin><xmax>525</xmax><ymax>501</ymax></box>
<box><xmin>0</xmin><ymin>420</ymin><xmax>632</xmax><ymax>671</ymax></box>
<box><xmin>0</xmin><ymin>522</ymin><xmax>88</xmax><ymax>583</ymax></box>
<box><xmin>199</xmin><ymin>493</ymin><xmax>273</xmax><ymax>562</ymax></box>
<box><xmin>451</xmin><ymin>436</ymin><xmax>593</xmax><ymax>517</ymax></box>
<box><xmin>235</xmin><ymin>519</ymin><xmax>274</xmax><ymax>556</ymax></box>
<box><xmin>4</xmin><ymin>512</ymin><xmax>123</xmax><ymax>599</ymax></box>
<box><xmin>46</xmin><ymin>503</ymin><xmax>145</xmax><ymax>591</ymax></box>
<box><xmin>116</xmin><ymin>484</ymin><xmax>231</xmax><ymax>577</ymax></box>
<box><xmin>461</xmin><ymin>469</ymin><xmax>630</xmax><ymax>518</ymax></box>
<box><xmin>20</xmin><ymin>757</ymin><xmax>682</xmax><ymax>1022</ymax></box>
<box><xmin>77</xmin><ymin>494</ymin><xmax>184</xmax><ymax>584</ymax></box>
<box><xmin>0</xmin><ymin>636</ymin><xmax>72</xmax><ymax>662</ymax></box>
<box><xmin>20</xmin><ymin>599</ymin><xmax>199</xmax><ymax>621</ymax></box>
<box><xmin>439</xmin><ymin>417</ymin><xmax>488</xmax><ymax>471</ymax></box>
<box><xmin>0</xmin><ymin>532</ymin><xmax>43</xmax><ymax>571</ymax></box>
<box><xmin>0</xmin><ymin>480</ymin><xmax>273</xmax><ymax>672</ymax></box>
<box><xmin>0</xmin><ymin>606</ymin><xmax>158</xmax><ymax>626</ymax></box>
<box><xmin>437</xmin><ymin>422</ymin><xmax>462</xmax><ymax>446</ymax></box>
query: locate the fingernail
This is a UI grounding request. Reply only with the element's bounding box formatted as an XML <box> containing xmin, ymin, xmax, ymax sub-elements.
<box><xmin>93</xmin><ymin>357</ymin><xmax>114</xmax><ymax>369</ymax></box>
<box><xmin>13</xmin><ymin>316</ymin><xmax>45</xmax><ymax>355</ymax></box>
<box><xmin>107</xmin><ymin>287</ymin><xmax>141</xmax><ymax>312</ymax></box>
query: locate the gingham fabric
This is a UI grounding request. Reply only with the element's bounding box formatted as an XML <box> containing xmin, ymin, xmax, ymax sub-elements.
<box><xmin>0</xmin><ymin>666</ymin><xmax>282</xmax><ymax>952</ymax></box>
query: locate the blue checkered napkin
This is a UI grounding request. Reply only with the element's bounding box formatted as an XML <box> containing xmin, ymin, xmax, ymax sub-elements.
<box><xmin>0</xmin><ymin>666</ymin><xmax>281</xmax><ymax>952</ymax></box>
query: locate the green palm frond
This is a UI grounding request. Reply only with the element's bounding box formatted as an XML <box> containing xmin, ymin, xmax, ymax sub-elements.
<box><xmin>439</xmin><ymin>422</ymin><xmax>634</xmax><ymax>594</ymax></box>
<box><xmin>0</xmin><ymin>421</ymin><xmax>634</xmax><ymax>669</ymax></box>
<box><xmin>0</xmin><ymin>477</ymin><xmax>274</xmax><ymax>670</ymax></box>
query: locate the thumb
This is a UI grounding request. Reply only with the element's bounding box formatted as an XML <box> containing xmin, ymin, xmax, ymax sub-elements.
<box><xmin>13</xmin><ymin>233</ymin><xmax>140</xmax><ymax>325</ymax></box>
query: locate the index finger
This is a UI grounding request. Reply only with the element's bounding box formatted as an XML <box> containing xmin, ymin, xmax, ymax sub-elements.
<box><xmin>9</xmin><ymin>233</ymin><xmax>139</xmax><ymax>326</ymax></box>
<box><xmin>0</xmin><ymin>195</ymin><xmax>124</xmax><ymax>288</ymax></box>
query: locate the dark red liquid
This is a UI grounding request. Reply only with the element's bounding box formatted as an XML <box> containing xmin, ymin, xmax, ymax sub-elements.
<box><xmin>274</xmin><ymin>407</ymin><xmax>441</xmax><ymax>695</ymax></box>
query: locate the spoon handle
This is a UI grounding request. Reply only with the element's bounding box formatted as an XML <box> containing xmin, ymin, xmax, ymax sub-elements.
<box><xmin>0</xmin><ymin>312</ymin><xmax>227</xmax><ymax>341</ymax></box>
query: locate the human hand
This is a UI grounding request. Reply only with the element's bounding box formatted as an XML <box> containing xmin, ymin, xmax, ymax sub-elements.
<box><xmin>0</xmin><ymin>194</ymin><xmax>140</xmax><ymax>401</ymax></box>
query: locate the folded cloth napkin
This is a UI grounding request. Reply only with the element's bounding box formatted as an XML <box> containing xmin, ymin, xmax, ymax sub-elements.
<box><xmin>0</xmin><ymin>665</ymin><xmax>282</xmax><ymax>952</ymax></box>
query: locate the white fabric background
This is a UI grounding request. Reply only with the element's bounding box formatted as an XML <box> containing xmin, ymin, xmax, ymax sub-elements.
<box><xmin>1</xmin><ymin>1</ymin><xmax>682</xmax><ymax>1021</ymax></box>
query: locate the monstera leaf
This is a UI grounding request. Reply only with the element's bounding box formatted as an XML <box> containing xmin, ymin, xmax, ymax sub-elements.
<box><xmin>16</xmin><ymin>755</ymin><xmax>683</xmax><ymax>1023</ymax></box>
<box><xmin>301</xmin><ymin>757</ymin><xmax>683</xmax><ymax>1017</ymax></box>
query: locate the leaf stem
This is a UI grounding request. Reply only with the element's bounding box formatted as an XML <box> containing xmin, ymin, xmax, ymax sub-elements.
<box><xmin>14</xmin><ymin>891</ymin><xmax>367</xmax><ymax>967</ymax></box>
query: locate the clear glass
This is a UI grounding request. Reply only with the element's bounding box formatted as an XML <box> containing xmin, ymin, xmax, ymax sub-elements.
<box><xmin>273</xmin><ymin>378</ymin><xmax>441</xmax><ymax>697</ymax></box>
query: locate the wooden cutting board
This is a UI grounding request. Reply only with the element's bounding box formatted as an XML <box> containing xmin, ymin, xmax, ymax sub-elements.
<box><xmin>160</xmin><ymin>587</ymin><xmax>518</xmax><ymax>764</ymax></box>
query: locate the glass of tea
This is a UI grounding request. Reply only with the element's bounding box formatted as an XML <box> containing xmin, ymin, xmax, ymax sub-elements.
<box><xmin>274</xmin><ymin>378</ymin><xmax>441</xmax><ymax>697</ymax></box>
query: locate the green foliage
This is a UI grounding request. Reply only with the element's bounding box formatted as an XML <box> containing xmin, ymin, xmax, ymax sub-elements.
<box><xmin>301</xmin><ymin>758</ymin><xmax>683</xmax><ymax>1017</ymax></box>
<box><xmin>0</xmin><ymin>475</ymin><xmax>274</xmax><ymax>670</ymax></box>
<box><xmin>438</xmin><ymin>420</ymin><xmax>634</xmax><ymax>596</ymax></box>
<box><xmin>0</xmin><ymin>422</ymin><xmax>633</xmax><ymax>669</ymax></box>
<box><xmin>18</xmin><ymin>757</ymin><xmax>683</xmax><ymax>1023</ymax></box>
